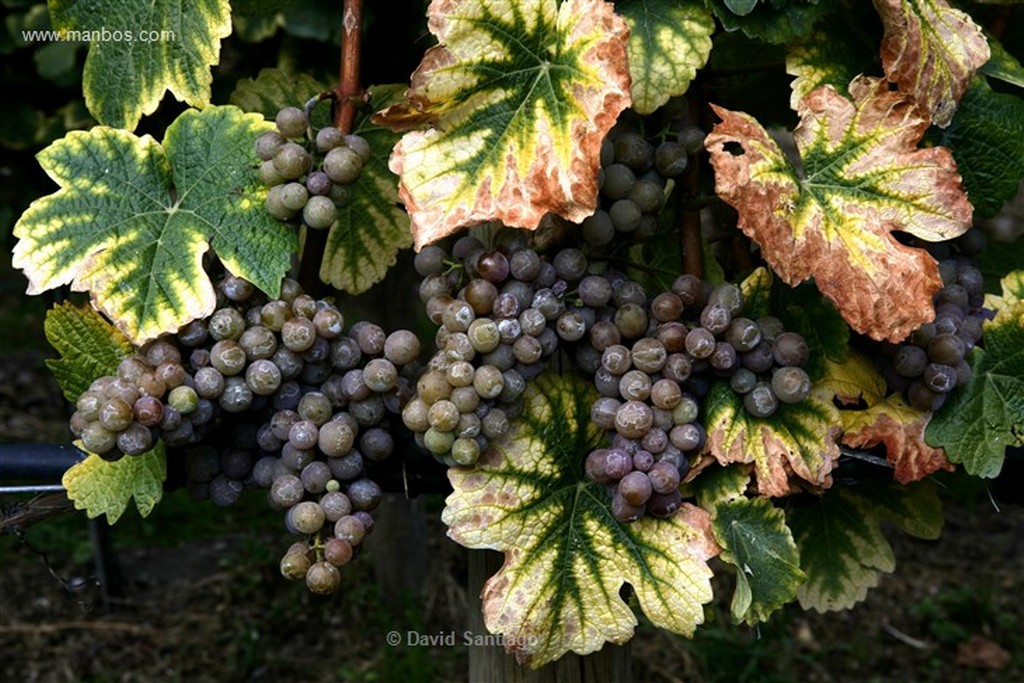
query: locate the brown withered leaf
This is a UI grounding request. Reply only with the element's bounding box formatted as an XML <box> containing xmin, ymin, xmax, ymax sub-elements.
<box><xmin>706</xmin><ymin>76</ymin><xmax>972</xmax><ymax>342</ymax></box>
<box><xmin>874</xmin><ymin>0</ymin><xmax>990</xmax><ymax>128</ymax></box>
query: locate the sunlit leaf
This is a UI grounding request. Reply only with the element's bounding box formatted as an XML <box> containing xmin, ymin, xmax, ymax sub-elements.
<box><xmin>786</xmin><ymin>13</ymin><xmax>879</xmax><ymax>109</ymax></box>
<box><xmin>44</xmin><ymin>302</ymin><xmax>133</xmax><ymax>402</ymax></box>
<box><xmin>926</xmin><ymin>275</ymin><xmax>1024</xmax><ymax>477</ymax></box>
<box><xmin>12</xmin><ymin>106</ymin><xmax>297</xmax><ymax>343</ymax></box>
<box><xmin>790</xmin><ymin>480</ymin><xmax>942</xmax><ymax>612</ymax></box>
<box><xmin>704</xmin><ymin>381</ymin><xmax>841</xmax><ymax>498</ymax></box>
<box><xmin>443</xmin><ymin>373</ymin><xmax>717</xmax><ymax>668</ymax></box>
<box><xmin>63</xmin><ymin>445</ymin><xmax>166</xmax><ymax>523</ymax></box>
<box><xmin>616</xmin><ymin>0</ymin><xmax>713</xmax><ymax>114</ymax></box>
<box><xmin>706</xmin><ymin>76</ymin><xmax>972</xmax><ymax>342</ymax></box>
<box><xmin>375</xmin><ymin>0</ymin><xmax>631</xmax><ymax>249</ymax></box>
<box><xmin>873</xmin><ymin>0</ymin><xmax>990</xmax><ymax>127</ymax></box>
<box><xmin>49</xmin><ymin>0</ymin><xmax>231</xmax><ymax>131</ymax></box>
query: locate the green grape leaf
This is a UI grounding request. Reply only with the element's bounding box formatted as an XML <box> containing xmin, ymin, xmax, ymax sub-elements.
<box><xmin>321</xmin><ymin>84</ymin><xmax>412</xmax><ymax>293</ymax></box>
<box><xmin>49</xmin><ymin>0</ymin><xmax>231</xmax><ymax>131</ymax></box>
<box><xmin>706</xmin><ymin>76</ymin><xmax>972</xmax><ymax>343</ymax></box>
<box><xmin>873</xmin><ymin>0</ymin><xmax>990</xmax><ymax>128</ymax></box>
<box><xmin>817</xmin><ymin>351</ymin><xmax>953</xmax><ymax>484</ymax></box>
<box><xmin>786</xmin><ymin>14</ymin><xmax>879</xmax><ymax>109</ymax></box>
<box><xmin>979</xmin><ymin>33</ymin><xmax>1024</xmax><ymax>89</ymax></box>
<box><xmin>790</xmin><ymin>480</ymin><xmax>942</xmax><ymax>612</ymax></box>
<box><xmin>229</xmin><ymin>67</ymin><xmax>326</xmax><ymax>120</ymax></box>
<box><xmin>443</xmin><ymin>373</ymin><xmax>717</xmax><ymax>668</ymax></box>
<box><xmin>691</xmin><ymin>464</ymin><xmax>751</xmax><ymax>508</ymax></box>
<box><xmin>703</xmin><ymin>381</ymin><xmax>841</xmax><ymax>498</ymax></box>
<box><xmin>374</xmin><ymin>0</ymin><xmax>631</xmax><ymax>250</ymax></box>
<box><xmin>44</xmin><ymin>302</ymin><xmax>133</xmax><ymax>402</ymax></box>
<box><xmin>12</xmin><ymin>105</ymin><xmax>297</xmax><ymax>343</ymax></box>
<box><xmin>926</xmin><ymin>278</ymin><xmax>1024</xmax><ymax>477</ymax></box>
<box><xmin>712</xmin><ymin>497</ymin><xmax>805</xmax><ymax>624</ymax></box>
<box><xmin>703</xmin><ymin>0</ymin><xmax>829</xmax><ymax>44</ymax></box>
<box><xmin>739</xmin><ymin>267</ymin><xmax>849</xmax><ymax>380</ymax></box>
<box><xmin>616</xmin><ymin>0</ymin><xmax>714</xmax><ymax>114</ymax></box>
<box><xmin>928</xmin><ymin>78</ymin><xmax>1024</xmax><ymax>218</ymax></box>
<box><xmin>62</xmin><ymin>444</ymin><xmax>166</xmax><ymax>523</ymax></box>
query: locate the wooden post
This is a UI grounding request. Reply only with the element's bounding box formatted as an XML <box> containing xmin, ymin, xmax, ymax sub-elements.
<box><xmin>467</xmin><ymin>550</ymin><xmax>632</xmax><ymax>683</ymax></box>
<box><xmin>371</xmin><ymin>493</ymin><xmax>430</xmax><ymax>611</ymax></box>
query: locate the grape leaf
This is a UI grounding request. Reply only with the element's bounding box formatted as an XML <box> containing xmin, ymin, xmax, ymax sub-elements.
<box><xmin>703</xmin><ymin>0</ymin><xmax>829</xmax><ymax>44</ymax></box>
<box><xmin>63</xmin><ymin>445</ymin><xmax>166</xmax><ymax>523</ymax></box>
<box><xmin>12</xmin><ymin>105</ymin><xmax>297</xmax><ymax>343</ymax></box>
<box><xmin>49</xmin><ymin>0</ymin><xmax>231</xmax><ymax>131</ymax></box>
<box><xmin>928</xmin><ymin>78</ymin><xmax>1024</xmax><ymax>218</ymax></box>
<box><xmin>374</xmin><ymin>0</ymin><xmax>631</xmax><ymax>250</ymax></box>
<box><xmin>321</xmin><ymin>84</ymin><xmax>412</xmax><ymax>293</ymax></box>
<box><xmin>786</xmin><ymin>14</ymin><xmax>879</xmax><ymax>109</ymax></box>
<box><xmin>976</xmin><ymin>239</ymin><xmax>1024</xmax><ymax>294</ymax></box>
<box><xmin>706</xmin><ymin>76</ymin><xmax>972</xmax><ymax>343</ymax></box>
<box><xmin>694</xmin><ymin>467</ymin><xmax>805</xmax><ymax>625</ymax></box>
<box><xmin>616</xmin><ymin>0</ymin><xmax>714</xmax><ymax>114</ymax></box>
<box><xmin>44</xmin><ymin>302</ymin><xmax>133</xmax><ymax>402</ymax></box>
<box><xmin>979</xmin><ymin>34</ymin><xmax>1024</xmax><ymax>89</ymax></box>
<box><xmin>443</xmin><ymin>373</ymin><xmax>717</xmax><ymax>668</ymax></box>
<box><xmin>926</xmin><ymin>276</ymin><xmax>1024</xmax><ymax>478</ymax></box>
<box><xmin>873</xmin><ymin>0</ymin><xmax>990</xmax><ymax>128</ymax></box>
<box><xmin>817</xmin><ymin>351</ymin><xmax>953</xmax><ymax>484</ymax></box>
<box><xmin>703</xmin><ymin>381</ymin><xmax>841</xmax><ymax>498</ymax></box>
<box><xmin>229</xmin><ymin>68</ymin><xmax>326</xmax><ymax>121</ymax></box>
<box><xmin>790</xmin><ymin>480</ymin><xmax>942</xmax><ymax>612</ymax></box>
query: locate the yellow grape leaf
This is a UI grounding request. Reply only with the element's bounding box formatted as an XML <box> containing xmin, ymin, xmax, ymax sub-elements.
<box><xmin>443</xmin><ymin>373</ymin><xmax>717</xmax><ymax>668</ymax></box>
<box><xmin>616</xmin><ymin>0</ymin><xmax>714</xmax><ymax>114</ymax></box>
<box><xmin>706</xmin><ymin>75</ymin><xmax>972</xmax><ymax>343</ymax></box>
<box><xmin>704</xmin><ymin>381</ymin><xmax>841</xmax><ymax>498</ymax></box>
<box><xmin>817</xmin><ymin>352</ymin><xmax>953</xmax><ymax>484</ymax></box>
<box><xmin>874</xmin><ymin>0</ymin><xmax>990</xmax><ymax>128</ymax></box>
<box><xmin>63</xmin><ymin>445</ymin><xmax>166</xmax><ymax>523</ymax></box>
<box><xmin>375</xmin><ymin>0</ymin><xmax>631</xmax><ymax>250</ymax></box>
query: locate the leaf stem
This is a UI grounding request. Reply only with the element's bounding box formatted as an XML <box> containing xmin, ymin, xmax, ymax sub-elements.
<box><xmin>298</xmin><ymin>0</ymin><xmax>365</xmax><ymax>296</ymax></box>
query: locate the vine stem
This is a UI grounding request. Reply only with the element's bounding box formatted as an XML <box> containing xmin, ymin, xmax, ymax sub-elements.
<box><xmin>298</xmin><ymin>0</ymin><xmax>365</xmax><ymax>296</ymax></box>
<box><xmin>679</xmin><ymin>91</ymin><xmax>704</xmax><ymax>279</ymax></box>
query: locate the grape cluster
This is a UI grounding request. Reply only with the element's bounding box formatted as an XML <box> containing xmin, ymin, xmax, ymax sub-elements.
<box><xmin>579</xmin><ymin>275</ymin><xmax>811</xmax><ymax>522</ymax></box>
<box><xmin>69</xmin><ymin>340</ymin><xmax>190</xmax><ymax>460</ymax></box>
<box><xmin>881</xmin><ymin>259</ymin><xmax>987</xmax><ymax>412</ymax></box>
<box><xmin>581</xmin><ymin>109</ymin><xmax>705</xmax><ymax>247</ymax></box>
<box><xmin>74</xmin><ymin>274</ymin><xmax>422</xmax><ymax>594</ymax></box>
<box><xmin>405</xmin><ymin>229</ymin><xmax>592</xmax><ymax>466</ymax></box>
<box><xmin>256</xmin><ymin>104</ymin><xmax>371</xmax><ymax>230</ymax></box>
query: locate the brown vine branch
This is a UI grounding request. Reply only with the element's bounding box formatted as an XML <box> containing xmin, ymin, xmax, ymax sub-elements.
<box><xmin>298</xmin><ymin>0</ymin><xmax>365</xmax><ymax>296</ymax></box>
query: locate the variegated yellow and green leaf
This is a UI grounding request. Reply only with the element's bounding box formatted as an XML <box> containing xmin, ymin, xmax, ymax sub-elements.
<box><xmin>321</xmin><ymin>85</ymin><xmax>412</xmax><ymax>293</ymax></box>
<box><xmin>693</xmin><ymin>467</ymin><xmax>805</xmax><ymax>624</ymax></box>
<box><xmin>873</xmin><ymin>0</ymin><xmax>990</xmax><ymax>127</ymax></box>
<box><xmin>706</xmin><ymin>76</ymin><xmax>972</xmax><ymax>343</ymax></box>
<box><xmin>616</xmin><ymin>0</ymin><xmax>714</xmax><ymax>114</ymax></box>
<box><xmin>926</xmin><ymin>274</ymin><xmax>1024</xmax><ymax>478</ymax></box>
<box><xmin>816</xmin><ymin>351</ymin><xmax>953</xmax><ymax>484</ymax></box>
<box><xmin>375</xmin><ymin>0</ymin><xmax>631</xmax><ymax>250</ymax></box>
<box><xmin>785</xmin><ymin>13</ymin><xmax>878</xmax><ymax>109</ymax></box>
<box><xmin>63</xmin><ymin>444</ymin><xmax>166</xmax><ymax>523</ymax></box>
<box><xmin>12</xmin><ymin>105</ymin><xmax>297</xmax><ymax>343</ymax></box>
<box><xmin>443</xmin><ymin>373</ymin><xmax>718</xmax><ymax>668</ymax></box>
<box><xmin>44</xmin><ymin>302</ymin><xmax>133</xmax><ymax>402</ymax></box>
<box><xmin>49</xmin><ymin>0</ymin><xmax>231</xmax><ymax>131</ymax></box>
<box><xmin>703</xmin><ymin>381</ymin><xmax>841</xmax><ymax>498</ymax></box>
<box><xmin>790</xmin><ymin>480</ymin><xmax>942</xmax><ymax>612</ymax></box>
